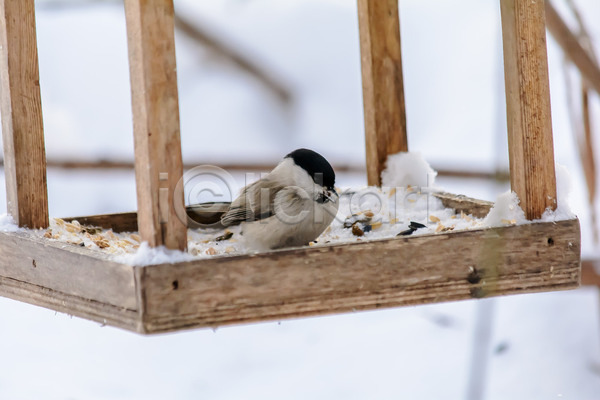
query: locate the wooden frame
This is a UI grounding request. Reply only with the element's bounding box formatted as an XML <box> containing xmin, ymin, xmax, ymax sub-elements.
<box><xmin>124</xmin><ymin>0</ymin><xmax>187</xmax><ymax>251</ymax></box>
<box><xmin>0</xmin><ymin>194</ymin><xmax>581</xmax><ymax>334</ymax></box>
<box><xmin>0</xmin><ymin>0</ymin><xmax>48</xmax><ymax>229</ymax></box>
<box><xmin>358</xmin><ymin>0</ymin><xmax>408</xmax><ymax>186</ymax></box>
<box><xmin>0</xmin><ymin>0</ymin><xmax>582</xmax><ymax>334</ymax></box>
<box><xmin>500</xmin><ymin>0</ymin><xmax>557</xmax><ymax>220</ymax></box>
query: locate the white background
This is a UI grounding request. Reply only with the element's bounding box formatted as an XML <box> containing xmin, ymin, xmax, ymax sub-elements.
<box><xmin>0</xmin><ymin>1</ymin><xmax>599</xmax><ymax>398</ymax></box>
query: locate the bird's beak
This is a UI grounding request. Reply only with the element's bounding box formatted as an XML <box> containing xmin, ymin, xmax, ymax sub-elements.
<box><xmin>323</xmin><ymin>189</ymin><xmax>338</xmax><ymax>203</ymax></box>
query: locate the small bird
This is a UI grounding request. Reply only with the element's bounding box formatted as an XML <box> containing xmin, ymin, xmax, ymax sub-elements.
<box><xmin>221</xmin><ymin>148</ymin><xmax>339</xmax><ymax>250</ymax></box>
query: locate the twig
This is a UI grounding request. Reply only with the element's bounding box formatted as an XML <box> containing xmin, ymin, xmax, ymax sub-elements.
<box><xmin>565</xmin><ymin>0</ymin><xmax>599</xmax><ymax>65</ymax></box>
<box><xmin>545</xmin><ymin>1</ymin><xmax>600</xmax><ymax>95</ymax></box>
<box><xmin>0</xmin><ymin>158</ymin><xmax>510</xmax><ymax>181</ymax></box>
<box><xmin>173</xmin><ymin>13</ymin><xmax>292</xmax><ymax>104</ymax></box>
<box><xmin>581</xmin><ymin>84</ymin><xmax>598</xmax><ymax>242</ymax></box>
<box><xmin>555</xmin><ymin>0</ymin><xmax>599</xmax><ymax>243</ymax></box>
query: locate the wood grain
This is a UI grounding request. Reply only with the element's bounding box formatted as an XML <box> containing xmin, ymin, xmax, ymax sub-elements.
<box><xmin>137</xmin><ymin>219</ymin><xmax>580</xmax><ymax>333</ymax></box>
<box><xmin>358</xmin><ymin>0</ymin><xmax>408</xmax><ymax>186</ymax></box>
<box><xmin>64</xmin><ymin>211</ymin><xmax>139</xmax><ymax>233</ymax></box>
<box><xmin>545</xmin><ymin>1</ymin><xmax>600</xmax><ymax>96</ymax></box>
<box><xmin>500</xmin><ymin>0</ymin><xmax>557</xmax><ymax>220</ymax></box>
<box><xmin>434</xmin><ymin>192</ymin><xmax>493</xmax><ymax>219</ymax></box>
<box><xmin>64</xmin><ymin>202</ymin><xmax>230</xmax><ymax>233</ymax></box>
<box><xmin>0</xmin><ymin>0</ymin><xmax>48</xmax><ymax>228</ymax></box>
<box><xmin>0</xmin><ymin>195</ymin><xmax>581</xmax><ymax>334</ymax></box>
<box><xmin>0</xmin><ymin>231</ymin><xmax>137</xmax><ymax>310</ymax></box>
<box><xmin>0</xmin><ymin>275</ymin><xmax>140</xmax><ymax>332</ymax></box>
<box><xmin>124</xmin><ymin>0</ymin><xmax>187</xmax><ymax>250</ymax></box>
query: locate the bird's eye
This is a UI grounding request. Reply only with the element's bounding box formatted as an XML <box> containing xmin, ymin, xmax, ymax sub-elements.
<box><xmin>316</xmin><ymin>192</ymin><xmax>328</xmax><ymax>204</ymax></box>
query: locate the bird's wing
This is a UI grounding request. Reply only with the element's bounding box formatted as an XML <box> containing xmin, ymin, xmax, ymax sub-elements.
<box><xmin>273</xmin><ymin>186</ymin><xmax>311</xmax><ymax>221</ymax></box>
<box><xmin>220</xmin><ymin>178</ymin><xmax>285</xmax><ymax>226</ymax></box>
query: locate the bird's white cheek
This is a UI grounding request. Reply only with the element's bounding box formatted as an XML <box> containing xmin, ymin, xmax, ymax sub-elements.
<box><xmin>313</xmin><ymin>199</ymin><xmax>338</xmax><ymax>226</ymax></box>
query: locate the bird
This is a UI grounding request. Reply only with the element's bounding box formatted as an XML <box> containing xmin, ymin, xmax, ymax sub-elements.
<box><xmin>221</xmin><ymin>148</ymin><xmax>339</xmax><ymax>250</ymax></box>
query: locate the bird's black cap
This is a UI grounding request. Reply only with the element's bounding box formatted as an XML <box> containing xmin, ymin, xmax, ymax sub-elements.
<box><xmin>285</xmin><ymin>148</ymin><xmax>336</xmax><ymax>190</ymax></box>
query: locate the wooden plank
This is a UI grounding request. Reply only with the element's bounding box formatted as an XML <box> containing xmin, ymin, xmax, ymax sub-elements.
<box><xmin>0</xmin><ymin>195</ymin><xmax>581</xmax><ymax>335</ymax></box>
<box><xmin>64</xmin><ymin>211</ymin><xmax>139</xmax><ymax>233</ymax></box>
<box><xmin>124</xmin><ymin>0</ymin><xmax>187</xmax><ymax>250</ymax></box>
<box><xmin>0</xmin><ymin>276</ymin><xmax>141</xmax><ymax>332</ymax></box>
<box><xmin>357</xmin><ymin>0</ymin><xmax>408</xmax><ymax>186</ymax></box>
<box><xmin>545</xmin><ymin>1</ymin><xmax>600</xmax><ymax>96</ymax></box>
<box><xmin>500</xmin><ymin>0</ymin><xmax>557</xmax><ymax>220</ymax></box>
<box><xmin>63</xmin><ymin>202</ymin><xmax>230</xmax><ymax>233</ymax></box>
<box><xmin>0</xmin><ymin>0</ymin><xmax>48</xmax><ymax>228</ymax></box>
<box><xmin>434</xmin><ymin>193</ymin><xmax>493</xmax><ymax>219</ymax></box>
<box><xmin>0</xmin><ymin>231</ymin><xmax>137</xmax><ymax>310</ymax></box>
<box><xmin>137</xmin><ymin>219</ymin><xmax>580</xmax><ymax>334</ymax></box>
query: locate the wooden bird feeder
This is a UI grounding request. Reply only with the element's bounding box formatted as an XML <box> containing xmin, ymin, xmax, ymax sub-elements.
<box><xmin>0</xmin><ymin>0</ymin><xmax>581</xmax><ymax>334</ymax></box>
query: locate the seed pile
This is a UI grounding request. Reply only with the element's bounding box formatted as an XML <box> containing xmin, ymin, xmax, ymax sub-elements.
<box><xmin>42</xmin><ymin>218</ymin><xmax>141</xmax><ymax>254</ymax></box>
<box><xmin>38</xmin><ymin>187</ymin><xmax>498</xmax><ymax>260</ymax></box>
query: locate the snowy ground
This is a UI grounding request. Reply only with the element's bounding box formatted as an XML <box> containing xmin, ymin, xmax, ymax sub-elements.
<box><xmin>1</xmin><ymin>0</ymin><xmax>600</xmax><ymax>398</ymax></box>
<box><xmin>0</xmin><ymin>284</ymin><xmax>598</xmax><ymax>400</ymax></box>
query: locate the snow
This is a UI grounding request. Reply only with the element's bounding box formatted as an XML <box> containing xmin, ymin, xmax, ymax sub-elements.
<box><xmin>482</xmin><ymin>163</ymin><xmax>577</xmax><ymax>228</ymax></box>
<box><xmin>114</xmin><ymin>242</ymin><xmax>195</xmax><ymax>266</ymax></box>
<box><xmin>0</xmin><ymin>0</ymin><xmax>599</xmax><ymax>398</ymax></box>
<box><xmin>381</xmin><ymin>152</ymin><xmax>437</xmax><ymax>188</ymax></box>
<box><xmin>542</xmin><ymin>163</ymin><xmax>577</xmax><ymax>221</ymax></box>
<box><xmin>0</xmin><ymin>274</ymin><xmax>597</xmax><ymax>400</ymax></box>
<box><xmin>34</xmin><ymin>152</ymin><xmax>476</xmax><ymax>264</ymax></box>
<box><xmin>0</xmin><ymin>213</ymin><xmax>19</xmax><ymax>232</ymax></box>
<box><xmin>34</xmin><ymin>155</ymin><xmax>578</xmax><ymax>266</ymax></box>
<box><xmin>34</xmin><ymin>166</ymin><xmax>482</xmax><ymax>265</ymax></box>
<box><xmin>317</xmin><ymin>185</ymin><xmax>478</xmax><ymax>245</ymax></box>
<box><xmin>40</xmin><ymin>184</ymin><xmax>476</xmax><ymax>265</ymax></box>
<box><xmin>1</xmin><ymin>170</ymin><xmax>599</xmax><ymax>399</ymax></box>
<box><xmin>102</xmin><ymin>155</ymin><xmax>576</xmax><ymax>265</ymax></box>
<box><xmin>482</xmin><ymin>191</ymin><xmax>527</xmax><ymax>228</ymax></box>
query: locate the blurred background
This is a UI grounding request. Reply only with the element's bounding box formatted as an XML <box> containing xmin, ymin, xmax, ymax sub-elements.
<box><xmin>0</xmin><ymin>0</ymin><xmax>599</xmax><ymax>398</ymax></box>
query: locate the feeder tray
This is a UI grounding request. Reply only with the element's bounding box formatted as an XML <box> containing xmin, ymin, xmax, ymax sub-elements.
<box><xmin>0</xmin><ymin>194</ymin><xmax>580</xmax><ymax>334</ymax></box>
<box><xmin>0</xmin><ymin>0</ymin><xmax>582</xmax><ymax>334</ymax></box>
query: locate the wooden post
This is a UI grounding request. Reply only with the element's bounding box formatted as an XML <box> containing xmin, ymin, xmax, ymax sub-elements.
<box><xmin>357</xmin><ymin>0</ymin><xmax>408</xmax><ymax>186</ymax></box>
<box><xmin>124</xmin><ymin>0</ymin><xmax>187</xmax><ymax>250</ymax></box>
<box><xmin>500</xmin><ymin>0</ymin><xmax>557</xmax><ymax>220</ymax></box>
<box><xmin>0</xmin><ymin>0</ymin><xmax>48</xmax><ymax>229</ymax></box>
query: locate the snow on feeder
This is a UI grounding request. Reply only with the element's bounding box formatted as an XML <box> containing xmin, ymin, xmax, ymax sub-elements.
<box><xmin>0</xmin><ymin>0</ymin><xmax>580</xmax><ymax>334</ymax></box>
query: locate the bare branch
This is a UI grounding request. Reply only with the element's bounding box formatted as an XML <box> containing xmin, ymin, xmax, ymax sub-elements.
<box><xmin>545</xmin><ymin>1</ymin><xmax>600</xmax><ymax>95</ymax></box>
<box><xmin>174</xmin><ymin>13</ymin><xmax>293</xmax><ymax>104</ymax></box>
<box><xmin>37</xmin><ymin>0</ymin><xmax>294</xmax><ymax>104</ymax></box>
